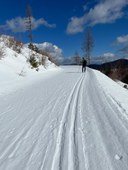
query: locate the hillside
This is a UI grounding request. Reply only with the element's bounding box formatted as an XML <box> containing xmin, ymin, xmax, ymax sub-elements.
<box><xmin>0</xmin><ymin>66</ymin><xmax>128</xmax><ymax>170</ymax></box>
<box><xmin>89</xmin><ymin>59</ymin><xmax>128</xmax><ymax>84</ymax></box>
<box><xmin>0</xmin><ymin>35</ymin><xmax>58</xmax><ymax>95</ymax></box>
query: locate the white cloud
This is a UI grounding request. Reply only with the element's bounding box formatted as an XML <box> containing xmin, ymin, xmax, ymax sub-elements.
<box><xmin>0</xmin><ymin>17</ymin><xmax>56</xmax><ymax>33</ymax></box>
<box><xmin>67</xmin><ymin>17</ymin><xmax>85</xmax><ymax>34</ymax></box>
<box><xmin>103</xmin><ymin>53</ymin><xmax>115</xmax><ymax>58</ymax></box>
<box><xmin>101</xmin><ymin>52</ymin><xmax>116</xmax><ymax>63</ymax></box>
<box><xmin>34</xmin><ymin>42</ymin><xmax>63</xmax><ymax>64</ymax></box>
<box><xmin>67</xmin><ymin>0</ymin><xmax>128</xmax><ymax>34</ymax></box>
<box><xmin>91</xmin><ymin>52</ymin><xmax>116</xmax><ymax>64</ymax></box>
<box><xmin>116</xmin><ymin>34</ymin><xmax>128</xmax><ymax>44</ymax></box>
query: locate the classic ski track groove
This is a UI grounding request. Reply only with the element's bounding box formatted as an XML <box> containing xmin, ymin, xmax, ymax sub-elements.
<box><xmin>0</xmin><ymin>67</ymin><xmax>128</xmax><ymax>170</ymax></box>
<box><xmin>51</xmin><ymin>74</ymin><xmax>84</xmax><ymax>170</ymax></box>
<box><xmin>85</xmin><ymin>69</ymin><xmax>128</xmax><ymax>169</ymax></box>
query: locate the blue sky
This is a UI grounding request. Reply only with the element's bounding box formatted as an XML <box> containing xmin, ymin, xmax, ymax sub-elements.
<box><xmin>0</xmin><ymin>0</ymin><xmax>128</xmax><ymax>60</ymax></box>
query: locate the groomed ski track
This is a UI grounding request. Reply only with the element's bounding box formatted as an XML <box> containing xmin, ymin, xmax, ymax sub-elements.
<box><xmin>0</xmin><ymin>66</ymin><xmax>128</xmax><ymax>170</ymax></box>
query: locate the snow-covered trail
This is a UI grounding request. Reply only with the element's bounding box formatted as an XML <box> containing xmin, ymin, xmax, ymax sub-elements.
<box><xmin>0</xmin><ymin>66</ymin><xmax>128</xmax><ymax>170</ymax></box>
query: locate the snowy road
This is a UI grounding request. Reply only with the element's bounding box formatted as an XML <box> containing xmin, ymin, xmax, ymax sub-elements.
<box><xmin>0</xmin><ymin>66</ymin><xmax>128</xmax><ymax>170</ymax></box>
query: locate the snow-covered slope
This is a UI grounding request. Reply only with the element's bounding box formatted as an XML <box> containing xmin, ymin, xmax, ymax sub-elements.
<box><xmin>0</xmin><ymin>35</ymin><xmax>58</xmax><ymax>95</ymax></box>
<box><xmin>0</xmin><ymin>66</ymin><xmax>128</xmax><ymax>170</ymax></box>
<box><xmin>116</xmin><ymin>80</ymin><xmax>128</xmax><ymax>89</ymax></box>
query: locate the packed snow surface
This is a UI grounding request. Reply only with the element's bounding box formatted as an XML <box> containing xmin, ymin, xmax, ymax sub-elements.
<box><xmin>0</xmin><ymin>66</ymin><xmax>128</xmax><ymax>170</ymax></box>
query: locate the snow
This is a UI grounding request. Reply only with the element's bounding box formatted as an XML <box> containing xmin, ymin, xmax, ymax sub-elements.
<box><xmin>116</xmin><ymin>80</ymin><xmax>128</xmax><ymax>89</ymax></box>
<box><xmin>94</xmin><ymin>70</ymin><xmax>128</xmax><ymax>120</ymax></box>
<box><xmin>0</xmin><ymin>66</ymin><xmax>128</xmax><ymax>170</ymax></box>
<box><xmin>27</xmin><ymin>42</ymin><xmax>63</xmax><ymax>63</ymax></box>
<box><xmin>0</xmin><ymin>35</ymin><xmax>58</xmax><ymax>95</ymax></box>
<box><xmin>115</xmin><ymin>154</ymin><xmax>123</xmax><ymax>161</ymax></box>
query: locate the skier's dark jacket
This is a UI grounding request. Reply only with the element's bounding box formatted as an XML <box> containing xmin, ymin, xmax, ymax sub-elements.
<box><xmin>82</xmin><ymin>59</ymin><xmax>87</xmax><ymax>67</ymax></box>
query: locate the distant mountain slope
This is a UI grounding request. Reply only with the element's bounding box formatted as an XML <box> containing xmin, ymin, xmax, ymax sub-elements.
<box><xmin>89</xmin><ymin>59</ymin><xmax>128</xmax><ymax>83</ymax></box>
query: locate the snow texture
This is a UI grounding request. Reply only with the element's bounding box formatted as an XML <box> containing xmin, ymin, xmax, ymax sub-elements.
<box><xmin>0</xmin><ymin>66</ymin><xmax>128</xmax><ymax>170</ymax></box>
<box><xmin>0</xmin><ymin>35</ymin><xmax>58</xmax><ymax>95</ymax></box>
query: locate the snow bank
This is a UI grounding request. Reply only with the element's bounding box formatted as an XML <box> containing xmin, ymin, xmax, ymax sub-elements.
<box><xmin>93</xmin><ymin>68</ymin><xmax>128</xmax><ymax>118</ymax></box>
<box><xmin>0</xmin><ymin>35</ymin><xmax>59</xmax><ymax>96</ymax></box>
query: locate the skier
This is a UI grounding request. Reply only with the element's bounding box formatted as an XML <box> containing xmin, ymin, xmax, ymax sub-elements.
<box><xmin>82</xmin><ymin>58</ymin><xmax>87</xmax><ymax>72</ymax></box>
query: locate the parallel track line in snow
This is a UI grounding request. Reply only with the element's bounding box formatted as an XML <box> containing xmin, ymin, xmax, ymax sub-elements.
<box><xmin>78</xmin><ymin>69</ymin><xmax>114</xmax><ymax>169</ymax></box>
<box><xmin>79</xmin><ymin>73</ymin><xmax>90</xmax><ymax>170</ymax></box>
<box><xmin>92</xmin><ymin>70</ymin><xmax>128</xmax><ymax>142</ymax></box>
<box><xmin>86</xmin><ymin>69</ymin><xmax>128</xmax><ymax>169</ymax></box>
<box><xmin>0</xmin><ymin>107</ymin><xmax>46</xmax><ymax>165</ymax></box>
<box><xmin>68</xmin><ymin>74</ymin><xmax>85</xmax><ymax>170</ymax></box>
<box><xmin>98</xmin><ymin>89</ymin><xmax>128</xmax><ymax>164</ymax></box>
<box><xmin>0</xmin><ymin>125</ymin><xmax>31</xmax><ymax>165</ymax></box>
<box><xmin>1</xmin><ymin>67</ymin><xmax>128</xmax><ymax>169</ymax></box>
<box><xmin>51</xmin><ymin>74</ymin><xmax>84</xmax><ymax>170</ymax></box>
<box><xmin>24</xmin><ymin>97</ymin><xmax>62</xmax><ymax>170</ymax></box>
<box><xmin>104</xmin><ymin>94</ymin><xmax>128</xmax><ymax>130</ymax></box>
<box><xmin>0</xmin><ymin>76</ymin><xmax>68</xmax><ymax>169</ymax></box>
